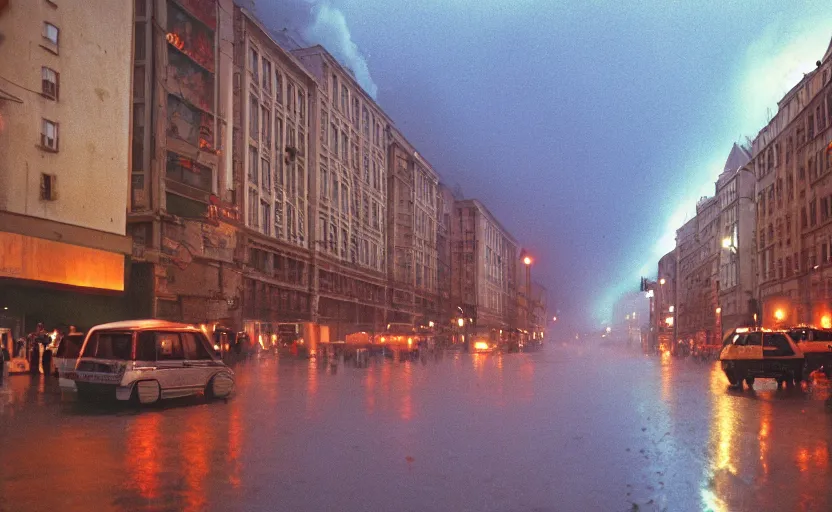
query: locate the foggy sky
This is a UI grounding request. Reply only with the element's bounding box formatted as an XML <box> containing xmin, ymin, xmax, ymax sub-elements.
<box><xmin>255</xmin><ymin>0</ymin><xmax>832</xmax><ymax>330</ymax></box>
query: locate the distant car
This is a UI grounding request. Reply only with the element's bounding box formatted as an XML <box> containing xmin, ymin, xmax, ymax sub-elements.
<box><xmin>719</xmin><ymin>328</ymin><xmax>803</xmax><ymax>389</ymax></box>
<box><xmin>53</xmin><ymin>332</ymin><xmax>85</xmax><ymax>388</ymax></box>
<box><xmin>67</xmin><ymin>320</ymin><xmax>235</xmax><ymax>405</ymax></box>
<box><xmin>787</xmin><ymin>327</ymin><xmax>832</xmax><ymax>379</ymax></box>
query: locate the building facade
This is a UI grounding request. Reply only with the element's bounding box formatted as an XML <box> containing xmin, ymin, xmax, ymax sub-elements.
<box><xmin>752</xmin><ymin>40</ymin><xmax>832</xmax><ymax>328</ymax></box>
<box><xmin>292</xmin><ymin>45</ymin><xmax>391</xmax><ymax>341</ymax></box>
<box><xmin>651</xmin><ymin>250</ymin><xmax>677</xmax><ymax>353</ymax></box>
<box><xmin>0</xmin><ymin>0</ymin><xmax>133</xmax><ymax>333</ymax></box>
<box><xmin>715</xmin><ymin>145</ymin><xmax>755</xmax><ymax>335</ymax></box>
<box><xmin>451</xmin><ymin>199</ymin><xmax>518</xmax><ymax>339</ymax></box>
<box><xmin>233</xmin><ymin>7</ymin><xmax>318</xmax><ymax>346</ymax></box>
<box><xmin>386</xmin><ymin>128</ymin><xmax>440</xmax><ymax>326</ymax></box>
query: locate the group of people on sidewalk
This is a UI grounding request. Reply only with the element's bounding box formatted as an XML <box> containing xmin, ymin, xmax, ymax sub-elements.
<box><xmin>0</xmin><ymin>323</ymin><xmax>79</xmax><ymax>385</ymax></box>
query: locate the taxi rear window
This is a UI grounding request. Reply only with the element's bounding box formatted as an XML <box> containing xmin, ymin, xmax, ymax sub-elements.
<box><xmin>81</xmin><ymin>331</ymin><xmax>133</xmax><ymax>360</ymax></box>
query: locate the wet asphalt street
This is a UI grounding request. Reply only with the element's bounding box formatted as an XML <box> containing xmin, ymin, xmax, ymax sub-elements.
<box><xmin>1</xmin><ymin>342</ymin><xmax>831</xmax><ymax>512</ymax></box>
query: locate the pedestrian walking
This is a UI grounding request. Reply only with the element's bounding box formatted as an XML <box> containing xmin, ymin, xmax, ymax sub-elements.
<box><xmin>0</xmin><ymin>342</ymin><xmax>8</xmax><ymax>385</ymax></box>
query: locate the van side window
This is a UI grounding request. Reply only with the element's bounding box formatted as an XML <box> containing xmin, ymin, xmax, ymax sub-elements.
<box><xmin>764</xmin><ymin>334</ymin><xmax>794</xmax><ymax>356</ymax></box>
<box><xmin>745</xmin><ymin>333</ymin><xmax>762</xmax><ymax>346</ymax></box>
<box><xmin>732</xmin><ymin>334</ymin><xmax>747</xmax><ymax>346</ymax></box>
<box><xmin>157</xmin><ymin>332</ymin><xmax>184</xmax><ymax>360</ymax></box>
<box><xmin>181</xmin><ymin>332</ymin><xmax>211</xmax><ymax>360</ymax></box>
<box><xmin>136</xmin><ymin>332</ymin><xmax>157</xmax><ymax>361</ymax></box>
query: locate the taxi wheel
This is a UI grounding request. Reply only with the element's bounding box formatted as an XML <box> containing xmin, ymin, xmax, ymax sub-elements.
<box><xmin>744</xmin><ymin>376</ymin><xmax>755</xmax><ymax>388</ymax></box>
<box><xmin>726</xmin><ymin>371</ymin><xmax>742</xmax><ymax>389</ymax></box>
<box><xmin>776</xmin><ymin>378</ymin><xmax>786</xmax><ymax>388</ymax></box>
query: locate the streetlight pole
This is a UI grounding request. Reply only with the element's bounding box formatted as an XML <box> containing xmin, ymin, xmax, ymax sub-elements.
<box><xmin>523</xmin><ymin>255</ymin><xmax>532</xmax><ymax>342</ymax></box>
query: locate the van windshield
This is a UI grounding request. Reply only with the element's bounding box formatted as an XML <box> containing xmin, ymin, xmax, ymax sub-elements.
<box><xmin>81</xmin><ymin>331</ymin><xmax>133</xmax><ymax>360</ymax></box>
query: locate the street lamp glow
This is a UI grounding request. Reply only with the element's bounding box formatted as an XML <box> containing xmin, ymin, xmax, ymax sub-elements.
<box><xmin>605</xmin><ymin>326</ymin><xmax>611</xmax><ymax>333</ymax></box>
<box><xmin>774</xmin><ymin>309</ymin><xmax>785</xmax><ymax>321</ymax></box>
<box><xmin>428</xmin><ymin>321</ymin><xmax>434</xmax><ymax>328</ymax></box>
<box><xmin>457</xmin><ymin>318</ymin><xmax>464</xmax><ymax>327</ymax></box>
<box><xmin>668</xmin><ymin>305</ymin><xmax>674</xmax><ymax>313</ymax></box>
<box><xmin>523</xmin><ymin>256</ymin><xmax>532</xmax><ymax>266</ymax></box>
<box><xmin>659</xmin><ymin>278</ymin><xmax>666</xmax><ymax>285</ymax></box>
<box><xmin>715</xmin><ymin>307</ymin><xmax>722</xmax><ymax>314</ymax></box>
<box><xmin>822</xmin><ymin>315</ymin><xmax>832</xmax><ymax>329</ymax></box>
<box><xmin>552</xmin><ymin>316</ymin><xmax>557</xmax><ymax>322</ymax></box>
<box><xmin>722</xmin><ymin>237</ymin><xmax>732</xmax><ymax>249</ymax></box>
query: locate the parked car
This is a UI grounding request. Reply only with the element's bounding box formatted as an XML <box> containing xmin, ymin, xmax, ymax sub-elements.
<box><xmin>53</xmin><ymin>332</ymin><xmax>85</xmax><ymax>389</ymax></box>
<box><xmin>67</xmin><ymin>320</ymin><xmax>235</xmax><ymax>404</ymax></box>
<box><xmin>719</xmin><ymin>328</ymin><xmax>803</xmax><ymax>389</ymax></box>
<box><xmin>787</xmin><ymin>327</ymin><xmax>832</xmax><ymax>379</ymax></box>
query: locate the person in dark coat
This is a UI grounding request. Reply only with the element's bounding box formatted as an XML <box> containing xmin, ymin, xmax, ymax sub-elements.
<box><xmin>42</xmin><ymin>333</ymin><xmax>54</xmax><ymax>377</ymax></box>
<box><xmin>0</xmin><ymin>343</ymin><xmax>9</xmax><ymax>385</ymax></box>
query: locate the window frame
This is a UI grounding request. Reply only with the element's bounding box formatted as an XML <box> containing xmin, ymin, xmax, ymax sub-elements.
<box><xmin>40</xmin><ymin>118</ymin><xmax>59</xmax><ymax>151</ymax></box>
<box><xmin>43</xmin><ymin>22</ymin><xmax>59</xmax><ymax>46</ymax></box>
<box><xmin>41</xmin><ymin>67</ymin><xmax>59</xmax><ymax>100</ymax></box>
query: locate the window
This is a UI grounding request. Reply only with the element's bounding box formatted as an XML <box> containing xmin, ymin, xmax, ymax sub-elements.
<box><xmin>331</xmin><ymin>125</ymin><xmax>338</xmax><ymax>154</ymax></box>
<box><xmin>341</xmin><ymin>132</ymin><xmax>348</xmax><ymax>162</ymax></box>
<box><xmin>248</xmin><ymin>146</ymin><xmax>258</xmax><ymax>184</ymax></box>
<box><xmin>135</xmin><ymin>332</ymin><xmax>157</xmax><ymax>361</ymax></box>
<box><xmin>43</xmin><ymin>22</ymin><xmax>59</xmax><ymax>46</ymax></box>
<box><xmin>248</xmin><ymin>188</ymin><xmax>258</xmax><ymax>227</ymax></box>
<box><xmin>82</xmin><ymin>331</ymin><xmax>133</xmax><ymax>360</ymax></box>
<box><xmin>321</xmin><ymin>166</ymin><xmax>329</xmax><ymax>198</ymax></box>
<box><xmin>331</xmin><ymin>74</ymin><xmax>338</xmax><ymax>101</ymax></box>
<box><xmin>261</xmin><ymin>158</ymin><xmax>270</xmax><ymax>190</ymax></box>
<box><xmin>362</xmin><ymin>107</ymin><xmax>369</xmax><ymax>137</ymax></box>
<box><xmin>745</xmin><ymin>332</ymin><xmax>762</xmax><ymax>346</ymax></box>
<box><xmin>166</xmin><ymin>152</ymin><xmax>212</xmax><ymax>192</ymax></box>
<box><xmin>181</xmin><ymin>332</ymin><xmax>212</xmax><ymax>360</ymax></box>
<box><xmin>250</xmin><ymin>47</ymin><xmax>259</xmax><ymax>84</ymax></box>
<box><xmin>41</xmin><ymin>67</ymin><xmax>58</xmax><ymax>99</ymax></box>
<box><xmin>352</xmin><ymin>97</ymin><xmax>360</xmax><ymax>127</ymax></box>
<box><xmin>298</xmin><ymin>91</ymin><xmax>305</xmax><ymax>123</ymax></box>
<box><xmin>262</xmin><ymin>60</ymin><xmax>271</xmax><ymax>94</ymax></box>
<box><xmin>262</xmin><ymin>201</ymin><xmax>271</xmax><ymax>236</ymax></box>
<box><xmin>157</xmin><ymin>332</ymin><xmax>184</xmax><ymax>360</ymax></box>
<box><xmin>249</xmin><ymin>96</ymin><xmax>259</xmax><ymax>139</ymax></box>
<box><xmin>275</xmin><ymin>71</ymin><xmax>283</xmax><ymax>104</ymax></box>
<box><xmin>341</xmin><ymin>85</ymin><xmax>348</xmax><ymax>112</ymax></box>
<box><xmin>40</xmin><ymin>174</ymin><xmax>57</xmax><ymax>201</ymax></box>
<box><xmin>275</xmin><ymin>114</ymin><xmax>284</xmax><ymax>151</ymax></box>
<box><xmin>262</xmin><ymin>107</ymin><xmax>271</xmax><ymax>147</ymax></box>
<box><xmin>41</xmin><ymin>119</ymin><xmax>58</xmax><ymax>151</ymax></box>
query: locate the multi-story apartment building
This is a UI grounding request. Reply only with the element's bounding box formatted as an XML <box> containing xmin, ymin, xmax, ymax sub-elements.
<box><xmin>715</xmin><ymin>144</ymin><xmax>754</xmax><ymax>334</ymax></box>
<box><xmin>292</xmin><ymin>45</ymin><xmax>391</xmax><ymax>341</ymax></box>
<box><xmin>234</xmin><ymin>7</ymin><xmax>318</xmax><ymax>345</ymax></box>
<box><xmin>386</xmin><ymin>128</ymin><xmax>440</xmax><ymax>326</ymax></box>
<box><xmin>436</xmin><ymin>183</ymin><xmax>455</xmax><ymax>332</ymax></box>
<box><xmin>128</xmin><ymin>0</ymin><xmax>241</xmax><ymax>325</ymax></box>
<box><xmin>674</xmin><ymin>144</ymin><xmax>755</xmax><ymax>347</ymax></box>
<box><xmin>651</xmin><ymin>250</ymin><xmax>677</xmax><ymax>353</ymax></box>
<box><xmin>752</xmin><ymin>41</ymin><xmax>832</xmax><ymax>328</ymax></box>
<box><xmin>451</xmin><ymin>199</ymin><xmax>518</xmax><ymax>339</ymax></box>
<box><xmin>0</xmin><ymin>0</ymin><xmax>133</xmax><ymax>333</ymax></box>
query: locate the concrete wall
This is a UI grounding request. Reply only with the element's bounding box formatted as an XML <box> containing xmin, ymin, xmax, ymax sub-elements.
<box><xmin>0</xmin><ymin>0</ymin><xmax>132</xmax><ymax>236</ymax></box>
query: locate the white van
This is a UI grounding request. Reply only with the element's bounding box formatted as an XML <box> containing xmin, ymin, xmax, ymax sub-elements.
<box><xmin>68</xmin><ymin>320</ymin><xmax>234</xmax><ymax>404</ymax></box>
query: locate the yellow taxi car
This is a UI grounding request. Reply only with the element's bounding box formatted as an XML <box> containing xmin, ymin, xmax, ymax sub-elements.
<box><xmin>719</xmin><ymin>327</ymin><xmax>803</xmax><ymax>389</ymax></box>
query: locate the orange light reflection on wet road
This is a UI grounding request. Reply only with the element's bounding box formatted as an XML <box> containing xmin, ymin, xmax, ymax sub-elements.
<box><xmin>181</xmin><ymin>411</ymin><xmax>211</xmax><ymax>512</ymax></box>
<box><xmin>127</xmin><ymin>412</ymin><xmax>161</xmax><ymax>500</ymax></box>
